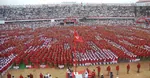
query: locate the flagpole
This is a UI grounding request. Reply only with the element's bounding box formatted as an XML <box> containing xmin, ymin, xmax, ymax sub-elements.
<box><xmin>73</xmin><ymin>30</ymin><xmax>83</xmax><ymax>74</ymax></box>
<box><xmin>74</xmin><ymin>40</ymin><xmax>77</xmax><ymax>73</ymax></box>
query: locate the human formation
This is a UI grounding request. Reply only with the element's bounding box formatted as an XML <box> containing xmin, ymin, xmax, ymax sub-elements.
<box><xmin>1</xmin><ymin>26</ymin><xmax>150</xmax><ymax>74</ymax></box>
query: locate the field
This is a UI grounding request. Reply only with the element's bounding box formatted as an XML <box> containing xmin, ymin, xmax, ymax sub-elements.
<box><xmin>2</xmin><ymin>61</ymin><xmax>150</xmax><ymax>78</ymax></box>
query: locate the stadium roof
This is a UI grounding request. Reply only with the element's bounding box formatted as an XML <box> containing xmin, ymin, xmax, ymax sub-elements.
<box><xmin>0</xmin><ymin>0</ymin><xmax>139</xmax><ymax>5</ymax></box>
<box><xmin>137</xmin><ymin>0</ymin><xmax>150</xmax><ymax>2</ymax></box>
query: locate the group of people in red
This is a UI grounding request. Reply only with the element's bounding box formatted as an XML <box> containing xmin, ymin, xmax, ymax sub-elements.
<box><xmin>2</xmin><ymin>26</ymin><xmax>150</xmax><ymax>74</ymax></box>
<box><xmin>3</xmin><ymin>26</ymin><xmax>150</xmax><ymax>78</ymax></box>
<box><xmin>87</xmin><ymin>63</ymin><xmax>141</xmax><ymax>78</ymax></box>
<box><xmin>7</xmin><ymin>73</ymin><xmax>33</xmax><ymax>78</ymax></box>
<box><xmin>67</xmin><ymin>63</ymin><xmax>144</xmax><ymax>78</ymax></box>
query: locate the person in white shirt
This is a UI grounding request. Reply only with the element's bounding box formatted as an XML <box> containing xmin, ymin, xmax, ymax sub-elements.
<box><xmin>84</xmin><ymin>71</ymin><xmax>88</xmax><ymax>78</ymax></box>
<box><xmin>49</xmin><ymin>75</ymin><xmax>52</xmax><ymax>78</ymax></box>
<box><xmin>67</xmin><ymin>68</ymin><xmax>70</xmax><ymax>78</ymax></box>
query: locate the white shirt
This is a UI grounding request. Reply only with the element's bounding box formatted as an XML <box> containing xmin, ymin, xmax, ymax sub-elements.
<box><xmin>67</xmin><ymin>69</ymin><xmax>70</xmax><ymax>73</ymax></box>
<box><xmin>84</xmin><ymin>73</ymin><xmax>88</xmax><ymax>78</ymax></box>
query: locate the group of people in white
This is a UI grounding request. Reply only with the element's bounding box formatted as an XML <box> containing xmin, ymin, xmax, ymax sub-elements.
<box><xmin>44</xmin><ymin>73</ymin><xmax>52</xmax><ymax>78</ymax></box>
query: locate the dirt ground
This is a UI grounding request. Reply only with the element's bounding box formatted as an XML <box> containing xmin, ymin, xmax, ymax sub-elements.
<box><xmin>2</xmin><ymin>61</ymin><xmax>150</xmax><ymax>78</ymax></box>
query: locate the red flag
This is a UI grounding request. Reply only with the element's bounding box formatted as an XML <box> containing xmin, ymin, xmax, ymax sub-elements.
<box><xmin>74</xmin><ymin>30</ymin><xmax>83</xmax><ymax>42</ymax></box>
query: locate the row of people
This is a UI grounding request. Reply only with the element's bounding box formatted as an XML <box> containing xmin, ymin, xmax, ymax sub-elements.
<box><xmin>1</xmin><ymin>4</ymin><xmax>135</xmax><ymax>20</ymax></box>
<box><xmin>6</xmin><ymin>62</ymin><xmax>150</xmax><ymax>78</ymax></box>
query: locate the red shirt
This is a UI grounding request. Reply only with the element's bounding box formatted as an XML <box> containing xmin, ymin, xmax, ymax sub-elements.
<box><xmin>30</xmin><ymin>74</ymin><xmax>33</xmax><ymax>78</ymax></box>
<box><xmin>116</xmin><ymin>65</ymin><xmax>119</xmax><ymax>71</ymax></box>
<box><xmin>107</xmin><ymin>66</ymin><xmax>111</xmax><ymax>71</ymax></box>
<box><xmin>137</xmin><ymin>63</ymin><xmax>141</xmax><ymax>69</ymax></box>
<box><xmin>92</xmin><ymin>71</ymin><xmax>96</xmax><ymax>77</ymax></box>
<box><xmin>7</xmin><ymin>73</ymin><xmax>11</xmax><ymax>78</ymax></box>
<box><xmin>36</xmin><ymin>59</ymin><xmax>39</xmax><ymax>64</ymax></box>
<box><xmin>40</xmin><ymin>73</ymin><xmax>43</xmax><ymax>78</ymax></box>
<box><xmin>20</xmin><ymin>75</ymin><xmax>23</xmax><ymax>78</ymax></box>
<box><xmin>23</xmin><ymin>59</ymin><xmax>28</xmax><ymax>65</ymax></box>
<box><xmin>96</xmin><ymin>66</ymin><xmax>101</xmax><ymax>72</ymax></box>
<box><xmin>127</xmin><ymin>64</ymin><xmax>130</xmax><ymax>70</ymax></box>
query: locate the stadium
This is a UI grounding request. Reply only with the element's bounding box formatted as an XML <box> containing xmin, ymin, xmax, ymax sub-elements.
<box><xmin>0</xmin><ymin>0</ymin><xmax>150</xmax><ymax>78</ymax></box>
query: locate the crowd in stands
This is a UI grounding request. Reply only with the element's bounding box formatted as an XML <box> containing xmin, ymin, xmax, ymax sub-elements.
<box><xmin>81</xmin><ymin>20</ymin><xmax>135</xmax><ymax>26</ymax></box>
<box><xmin>136</xmin><ymin>6</ymin><xmax>150</xmax><ymax>17</ymax></box>
<box><xmin>0</xmin><ymin>4</ymin><xmax>136</xmax><ymax>20</ymax></box>
<box><xmin>0</xmin><ymin>19</ymin><xmax>135</xmax><ymax>31</ymax></box>
<box><xmin>0</xmin><ymin>21</ymin><xmax>59</xmax><ymax>30</ymax></box>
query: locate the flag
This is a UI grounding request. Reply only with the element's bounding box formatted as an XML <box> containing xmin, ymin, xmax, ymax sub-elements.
<box><xmin>74</xmin><ymin>30</ymin><xmax>83</xmax><ymax>42</ymax></box>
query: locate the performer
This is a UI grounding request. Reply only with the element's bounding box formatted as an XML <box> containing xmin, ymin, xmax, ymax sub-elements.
<box><xmin>30</xmin><ymin>73</ymin><xmax>33</xmax><ymax>78</ymax></box>
<box><xmin>116</xmin><ymin>65</ymin><xmax>119</xmax><ymax>75</ymax></box>
<box><xmin>40</xmin><ymin>73</ymin><xmax>43</xmax><ymax>78</ymax></box>
<box><xmin>84</xmin><ymin>71</ymin><xmax>88</xmax><ymax>78</ymax></box>
<box><xmin>137</xmin><ymin>63</ymin><xmax>141</xmax><ymax>73</ymax></box>
<box><xmin>107</xmin><ymin>66</ymin><xmax>111</xmax><ymax>76</ymax></box>
<box><xmin>20</xmin><ymin>75</ymin><xmax>23</xmax><ymax>78</ymax></box>
<box><xmin>92</xmin><ymin>69</ymin><xmax>96</xmax><ymax>78</ymax></box>
<box><xmin>96</xmin><ymin>66</ymin><xmax>101</xmax><ymax>77</ymax></box>
<box><xmin>100</xmin><ymin>73</ymin><xmax>104</xmax><ymax>78</ymax></box>
<box><xmin>7</xmin><ymin>73</ymin><xmax>11</xmax><ymax>78</ymax></box>
<box><xmin>127</xmin><ymin>64</ymin><xmax>130</xmax><ymax>74</ymax></box>
<box><xmin>67</xmin><ymin>67</ymin><xmax>70</xmax><ymax>78</ymax></box>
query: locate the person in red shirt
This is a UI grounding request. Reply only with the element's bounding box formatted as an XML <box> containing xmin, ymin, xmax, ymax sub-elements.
<box><xmin>96</xmin><ymin>66</ymin><xmax>101</xmax><ymax>77</ymax></box>
<box><xmin>137</xmin><ymin>63</ymin><xmax>141</xmax><ymax>73</ymax></box>
<box><xmin>107</xmin><ymin>66</ymin><xmax>111</xmax><ymax>76</ymax></box>
<box><xmin>20</xmin><ymin>75</ymin><xmax>23</xmax><ymax>78</ymax></box>
<box><xmin>7</xmin><ymin>73</ymin><xmax>11</xmax><ymax>78</ymax></box>
<box><xmin>92</xmin><ymin>69</ymin><xmax>96</xmax><ymax>78</ymax></box>
<box><xmin>40</xmin><ymin>73</ymin><xmax>43</xmax><ymax>78</ymax></box>
<box><xmin>127</xmin><ymin>64</ymin><xmax>130</xmax><ymax>74</ymax></box>
<box><xmin>116</xmin><ymin>65</ymin><xmax>119</xmax><ymax>75</ymax></box>
<box><xmin>30</xmin><ymin>73</ymin><xmax>33</xmax><ymax>78</ymax></box>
